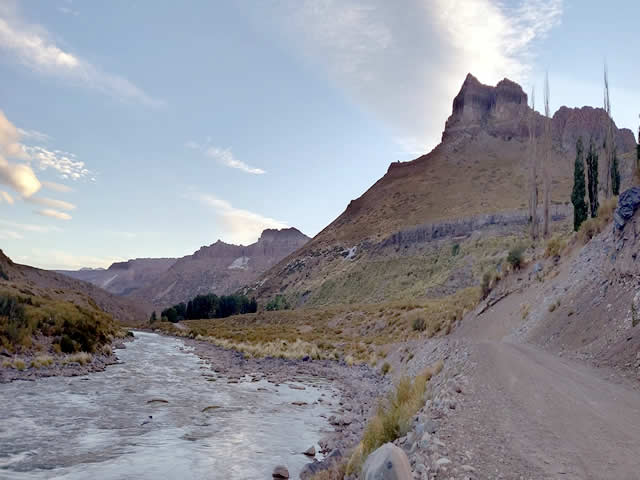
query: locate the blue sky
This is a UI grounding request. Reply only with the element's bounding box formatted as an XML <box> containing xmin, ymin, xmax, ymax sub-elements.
<box><xmin>0</xmin><ymin>0</ymin><xmax>637</xmax><ymax>269</ymax></box>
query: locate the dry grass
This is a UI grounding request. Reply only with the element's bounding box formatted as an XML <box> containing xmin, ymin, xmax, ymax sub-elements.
<box><xmin>156</xmin><ymin>290</ymin><xmax>479</xmax><ymax>364</ymax></box>
<box><xmin>309</xmin><ymin>461</ymin><xmax>347</xmax><ymax>480</ymax></box>
<box><xmin>346</xmin><ymin>361</ymin><xmax>444</xmax><ymax>475</ymax></box>
<box><xmin>63</xmin><ymin>352</ymin><xmax>92</xmax><ymax>365</ymax></box>
<box><xmin>577</xmin><ymin>196</ymin><xmax>618</xmax><ymax>244</ymax></box>
<box><xmin>30</xmin><ymin>355</ymin><xmax>53</xmax><ymax>368</ymax></box>
<box><xmin>545</xmin><ymin>234</ymin><xmax>568</xmax><ymax>258</ymax></box>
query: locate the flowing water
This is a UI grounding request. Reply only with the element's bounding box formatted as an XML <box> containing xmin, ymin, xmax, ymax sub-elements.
<box><xmin>0</xmin><ymin>331</ymin><xmax>337</xmax><ymax>479</ymax></box>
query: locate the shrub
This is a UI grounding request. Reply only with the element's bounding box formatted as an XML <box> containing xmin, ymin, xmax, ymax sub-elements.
<box><xmin>577</xmin><ymin>196</ymin><xmax>618</xmax><ymax>244</ymax></box>
<box><xmin>265</xmin><ymin>295</ymin><xmax>290</xmax><ymax>311</ymax></box>
<box><xmin>411</xmin><ymin>316</ymin><xmax>426</xmax><ymax>332</ymax></box>
<box><xmin>451</xmin><ymin>243</ymin><xmax>460</xmax><ymax>256</ymax></box>
<box><xmin>59</xmin><ymin>335</ymin><xmax>76</xmax><ymax>353</ymax></box>
<box><xmin>347</xmin><ymin>361</ymin><xmax>443</xmax><ymax>475</ymax></box>
<box><xmin>481</xmin><ymin>271</ymin><xmax>493</xmax><ymax>298</ymax></box>
<box><xmin>13</xmin><ymin>358</ymin><xmax>26</xmax><ymax>370</ymax></box>
<box><xmin>381</xmin><ymin>362</ymin><xmax>391</xmax><ymax>375</ymax></box>
<box><xmin>545</xmin><ymin>235</ymin><xmax>566</xmax><ymax>259</ymax></box>
<box><xmin>507</xmin><ymin>245</ymin><xmax>525</xmax><ymax>270</ymax></box>
<box><xmin>31</xmin><ymin>355</ymin><xmax>53</xmax><ymax>368</ymax></box>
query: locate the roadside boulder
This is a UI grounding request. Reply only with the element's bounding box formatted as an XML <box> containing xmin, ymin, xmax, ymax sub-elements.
<box><xmin>614</xmin><ymin>187</ymin><xmax>640</xmax><ymax>230</ymax></box>
<box><xmin>362</xmin><ymin>443</ymin><xmax>411</xmax><ymax>480</ymax></box>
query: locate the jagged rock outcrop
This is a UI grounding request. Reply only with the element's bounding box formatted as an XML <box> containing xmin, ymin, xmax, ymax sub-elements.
<box><xmin>443</xmin><ymin>74</ymin><xmax>636</xmax><ymax>156</ymax></box>
<box><xmin>444</xmin><ymin>74</ymin><xmax>529</xmax><ymax>141</ymax></box>
<box><xmin>131</xmin><ymin>228</ymin><xmax>309</xmax><ymax>309</ymax></box>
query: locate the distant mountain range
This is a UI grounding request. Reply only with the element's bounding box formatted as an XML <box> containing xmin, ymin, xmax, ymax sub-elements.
<box><xmin>58</xmin><ymin>227</ymin><xmax>310</xmax><ymax>311</ymax></box>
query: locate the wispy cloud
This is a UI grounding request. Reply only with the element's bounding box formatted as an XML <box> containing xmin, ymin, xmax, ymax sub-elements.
<box><xmin>58</xmin><ymin>6</ymin><xmax>79</xmax><ymax>17</ymax></box>
<box><xmin>191</xmin><ymin>192</ymin><xmax>287</xmax><ymax>245</ymax></box>
<box><xmin>42</xmin><ymin>180</ymin><xmax>72</xmax><ymax>193</ymax></box>
<box><xmin>0</xmin><ymin>219</ymin><xmax>62</xmax><ymax>233</ymax></box>
<box><xmin>205</xmin><ymin>147</ymin><xmax>266</xmax><ymax>175</ymax></box>
<box><xmin>36</xmin><ymin>208</ymin><xmax>72</xmax><ymax>220</ymax></box>
<box><xmin>0</xmin><ymin>229</ymin><xmax>22</xmax><ymax>240</ymax></box>
<box><xmin>26</xmin><ymin>196</ymin><xmax>76</xmax><ymax>211</ymax></box>
<box><xmin>260</xmin><ymin>0</ymin><xmax>563</xmax><ymax>153</ymax></box>
<box><xmin>0</xmin><ymin>191</ymin><xmax>14</xmax><ymax>204</ymax></box>
<box><xmin>23</xmin><ymin>145</ymin><xmax>89</xmax><ymax>180</ymax></box>
<box><xmin>17</xmin><ymin>128</ymin><xmax>51</xmax><ymax>143</ymax></box>
<box><xmin>186</xmin><ymin>140</ymin><xmax>266</xmax><ymax>174</ymax></box>
<box><xmin>0</xmin><ymin>6</ymin><xmax>163</xmax><ymax>107</ymax></box>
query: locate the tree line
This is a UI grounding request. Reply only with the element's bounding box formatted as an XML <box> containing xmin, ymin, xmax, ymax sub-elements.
<box><xmin>530</xmin><ymin>65</ymin><xmax>623</xmax><ymax>234</ymax></box>
<box><xmin>152</xmin><ymin>293</ymin><xmax>258</xmax><ymax>323</ymax></box>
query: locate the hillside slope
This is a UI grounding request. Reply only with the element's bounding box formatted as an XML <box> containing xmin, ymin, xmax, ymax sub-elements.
<box><xmin>131</xmin><ymin>228</ymin><xmax>310</xmax><ymax>309</ymax></box>
<box><xmin>251</xmin><ymin>74</ymin><xmax>637</xmax><ymax>307</ymax></box>
<box><xmin>0</xmin><ymin>250</ymin><xmax>148</xmax><ymax>325</ymax></box>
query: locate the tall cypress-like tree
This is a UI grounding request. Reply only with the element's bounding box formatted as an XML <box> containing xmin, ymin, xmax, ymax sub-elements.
<box><xmin>611</xmin><ymin>148</ymin><xmax>620</xmax><ymax>196</ymax></box>
<box><xmin>571</xmin><ymin>138</ymin><xmax>588</xmax><ymax>231</ymax></box>
<box><xmin>586</xmin><ymin>138</ymin><xmax>599</xmax><ymax>217</ymax></box>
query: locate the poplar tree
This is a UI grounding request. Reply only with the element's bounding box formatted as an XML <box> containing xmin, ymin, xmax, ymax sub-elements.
<box><xmin>571</xmin><ymin>138</ymin><xmax>588</xmax><ymax>231</ymax></box>
<box><xmin>611</xmin><ymin>148</ymin><xmax>620</xmax><ymax>196</ymax></box>
<box><xmin>586</xmin><ymin>138</ymin><xmax>599</xmax><ymax>217</ymax></box>
<box><xmin>542</xmin><ymin>72</ymin><xmax>552</xmax><ymax>237</ymax></box>
<box><xmin>528</xmin><ymin>87</ymin><xmax>539</xmax><ymax>239</ymax></box>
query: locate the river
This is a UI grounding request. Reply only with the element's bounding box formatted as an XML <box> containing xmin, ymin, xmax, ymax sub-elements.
<box><xmin>0</xmin><ymin>331</ymin><xmax>337</xmax><ymax>479</ymax></box>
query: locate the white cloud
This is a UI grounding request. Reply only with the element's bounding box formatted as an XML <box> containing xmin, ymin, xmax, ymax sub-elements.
<box><xmin>17</xmin><ymin>128</ymin><xmax>50</xmax><ymax>142</ymax></box>
<box><xmin>204</xmin><ymin>147</ymin><xmax>266</xmax><ymax>175</ymax></box>
<box><xmin>0</xmin><ymin>191</ymin><xmax>14</xmax><ymax>204</ymax></box>
<box><xmin>192</xmin><ymin>192</ymin><xmax>287</xmax><ymax>245</ymax></box>
<box><xmin>35</xmin><ymin>208</ymin><xmax>72</xmax><ymax>220</ymax></box>
<box><xmin>23</xmin><ymin>145</ymin><xmax>89</xmax><ymax>180</ymax></box>
<box><xmin>26</xmin><ymin>196</ymin><xmax>76</xmax><ymax>211</ymax></box>
<box><xmin>0</xmin><ymin>155</ymin><xmax>41</xmax><ymax>197</ymax></box>
<box><xmin>58</xmin><ymin>6</ymin><xmax>79</xmax><ymax>17</ymax></box>
<box><xmin>0</xmin><ymin>109</ymin><xmax>42</xmax><ymax>197</ymax></box>
<box><xmin>185</xmin><ymin>140</ymin><xmax>200</xmax><ymax>150</ymax></box>
<box><xmin>0</xmin><ymin>229</ymin><xmax>22</xmax><ymax>240</ymax></box>
<box><xmin>0</xmin><ymin>8</ymin><xmax>163</xmax><ymax>107</ymax></box>
<box><xmin>0</xmin><ymin>219</ymin><xmax>61</xmax><ymax>233</ymax></box>
<box><xmin>42</xmin><ymin>180</ymin><xmax>72</xmax><ymax>193</ymax></box>
<box><xmin>260</xmin><ymin>0</ymin><xmax>563</xmax><ymax>153</ymax></box>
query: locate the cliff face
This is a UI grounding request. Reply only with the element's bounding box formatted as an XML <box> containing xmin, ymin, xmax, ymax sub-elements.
<box><xmin>130</xmin><ymin>228</ymin><xmax>310</xmax><ymax>309</ymax></box>
<box><xmin>250</xmin><ymin>73</ymin><xmax>638</xmax><ymax>307</ymax></box>
<box><xmin>443</xmin><ymin>74</ymin><xmax>636</xmax><ymax>155</ymax></box>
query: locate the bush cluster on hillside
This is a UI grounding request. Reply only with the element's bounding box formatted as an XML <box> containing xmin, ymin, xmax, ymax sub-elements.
<box><xmin>265</xmin><ymin>294</ymin><xmax>290</xmax><ymax>311</ymax></box>
<box><xmin>160</xmin><ymin>293</ymin><xmax>257</xmax><ymax>322</ymax></box>
<box><xmin>507</xmin><ymin>245</ymin><xmax>525</xmax><ymax>270</ymax></box>
<box><xmin>0</xmin><ymin>290</ymin><xmax>116</xmax><ymax>353</ymax></box>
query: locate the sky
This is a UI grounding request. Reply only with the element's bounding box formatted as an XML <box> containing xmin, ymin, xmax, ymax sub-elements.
<box><xmin>0</xmin><ymin>0</ymin><xmax>637</xmax><ymax>270</ymax></box>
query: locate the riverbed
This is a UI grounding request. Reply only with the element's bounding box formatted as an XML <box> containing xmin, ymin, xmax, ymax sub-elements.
<box><xmin>0</xmin><ymin>331</ymin><xmax>337</xmax><ymax>479</ymax></box>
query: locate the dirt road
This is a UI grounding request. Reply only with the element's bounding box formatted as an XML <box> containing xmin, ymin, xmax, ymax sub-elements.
<box><xmin>455</xmin><ymin>341</ymin><xmax>640</xmax><ymax>479</ymax></box>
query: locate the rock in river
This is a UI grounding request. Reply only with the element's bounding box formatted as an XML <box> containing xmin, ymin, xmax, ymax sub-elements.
<box><xmin>272</xmin><ymin>465</ymin><xmax>290</xmax><ymax>478</ymax></box>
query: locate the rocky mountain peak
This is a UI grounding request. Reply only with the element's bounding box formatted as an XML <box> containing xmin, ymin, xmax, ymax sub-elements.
<box><xmin>443</xmin><ymin>73</ymin><xmax>637</xmax><ymax>155</ymax></box>
<box><xmin>259</xmin><ymin>227</ymin><xmax>309</xmax><ymax>244</ymax></box>
<box><xmin>444</xmin><ymin>73</ymin><xmax>528</xmax><ymax>142</ymax></box>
